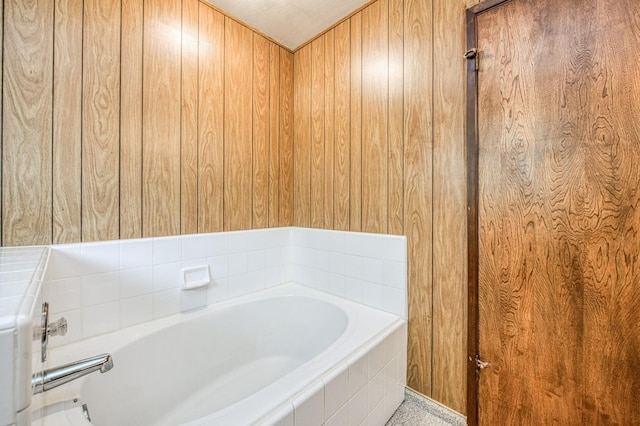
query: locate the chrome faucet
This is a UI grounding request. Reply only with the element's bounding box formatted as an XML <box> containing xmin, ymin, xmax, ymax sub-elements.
<box><xmin>31</xmin><ymin>353</ymin><xmax>114</xmax><ymax>395</ymax></box>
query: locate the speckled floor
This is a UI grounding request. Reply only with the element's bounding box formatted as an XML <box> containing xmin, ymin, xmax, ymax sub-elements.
<box><xmin>386</xmin><ymin>389</ymin><xmax>467</xmax><ymax>426</ymax></box>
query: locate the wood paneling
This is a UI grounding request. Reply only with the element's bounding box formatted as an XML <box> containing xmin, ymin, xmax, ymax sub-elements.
<box><xmin>362</xmin><ymin>0</ymin><xmax>388</xmax><ymax>234</ymax></box>
<box><xmin>53</xmin><ymin>0</ymin><xmax>83</xmax><ymax>244</ymax></box>
<box><xmin>253</xmin><ymin>35</ymin><xmax>270</xmax><ymax>229</ymax></box>
<box><xmin>333</xmin><ymin>21</ymin><xmax>351</xmax><ymax>231</ymax></box>
<box><xmin>120</xmin><ymin>0</ymin><xmax>144</xmax><ymax>239</ymax></box>
<box><xmin>324</xmin><ymin>30</ymin><xmax>335</xmax><ymax>230</ymax></box>
<box><xmin>82</xmin><ymin>0</ymin><xmax>121</xmax><ymax>242</ymax></box>
<box><xmin>349</xmin><ymin>13</ymin><xmax>362</xmax><ymax>232</ymax></box>
<box><xmin>279</xmin><ymin>50</ymin><xmax>294</xmax><ymax>227</ymax></box>
<box><xmin>198</xmin><ymin>5</ymin><xmax>224</xmax><ymax>233</ymax></box>
<box><xmin>142</xmin><ymin>0</ymin><xmax>181</xmax><ymax>237</ymax></box>
<box><xmin>432</xmin><ymin>0</ymin><xmax>477</xmax><ymax>414</ymax></box>
<box><xmin>294</xmin><ymin>44</ymin><xmax>311</xmax><ymax>227</ymax></box>
<box><xmin>310</xmin><ymin>37</ymin><xmax>325</xmax><ymax>228</ymax></box>
<box><xmin>181</xmin><ymin>0</ymin><xmax>200</xmax><ymax>235</ymax></box>
<box><xmin>3</xmin><ymin>0</ymin><xmax>53</xmax><ymax>246</ymax></box>
<box><xmin>268</xmin><ymin>44</ymin><xmax>280</xmax><ymax>227</ymax></box>
<box><xmin>224</xmin><ymin>18</ymin><xmax>253</xmax><ymax>231</ymax></box>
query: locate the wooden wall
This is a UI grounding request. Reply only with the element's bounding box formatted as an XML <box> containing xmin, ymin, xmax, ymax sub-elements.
<box><xmin>2</xmin><ymin>0</ymin><xmax>293</xmax><ymax>246</ymax></box>
<box><xmin>292</xmin><ymin>0</ymin><xmax>476</xmax><ymax>414</ymax></box>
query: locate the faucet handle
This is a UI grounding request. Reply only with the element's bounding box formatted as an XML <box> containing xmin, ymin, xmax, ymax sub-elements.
<box><xmin>48</xmin><ymin>317</ymin><xmax>67</xmax><ymax>337</ymax></box>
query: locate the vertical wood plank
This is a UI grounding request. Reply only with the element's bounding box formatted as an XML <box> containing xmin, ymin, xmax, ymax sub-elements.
<box><xmin>198</xmin><ymin>5</ymin><xmax>224</xmax><ymax>233</ymax></box>
<box><xmin>388</xmin><ymin>0</ymin><xmax>404</xmax><ymax>236</ymax></box>
<box><xmin>293</xmin><ymin>44</ymin><xmax>311</xmax><ymax>227</ymax></box>
<box><xmin>350</xmin><ymin>12</ymin><xmax>362</xmax><ymax>232</ymax></box>
<box><xmin>333</xmin><ymin>20</ymin><xmax>351</xmax><ymax>231</ymax></box>
<box><xmin>279</xmin><ymin>50</ymin><xmax>294</xmax><ymax>227</ymax></box>
<box><xmin>180</xmin><ymin>0</ymin><xmax>199</xmax><ymax>235</ymax></box>
<box><xmin>82</xmin><ymin>0</ymin><xmax>121</xmax><ymax>242</ymax></box>
<box><xmin>432</xmin><ymin>0</ymin><xmax>477</xmax><ymax>415</ymax></box>
<box><xmin>324</xmin><ymin>29</ymin><xmax>335</xmax><ymax>230</ymax></box>
<box><xmin>120</xmin><ymin>0</ymin><xmax>144</xmax><ymax>239</ymax></box>
<box><xmin>224</xmin><ymin>18</ymin><xmax>253</xmax><ymax>231</ymax></box>
<box><xmin>404</xmin><ymin>0</ymin><xmax>434</xmax><ymax>397</ymax></box>
<box><xmin>3</xmin><ymin>0</ymin><xmax>53</xmax><ymax>246</ymax></box>
<box><xmin>362</xmin><ymin>0</ymin><xmax>389</xmax><ymax>234</ymax></box>
<box><xmin>268</xmin><ymin>43</ymin><xmax>280</xmax><ymax>227</ymax></box>
<box><xmin>252</xmin><ymin>34</ymin><xmax>270</xmax><ymax>229</ymax></box>
<box><xmin>143</xmin><ymin>0</ymin><xmax>182</xmax><ymax>237</ymax></box>
<box><xmin>53</xmin><ymin>0</ymin><xmax>82</xmax><ymax>244</ymax></box>
<box><xmin>310</xmin><ymin>37</ymin><xmax>325</xmax><ymax>228</ymax></box>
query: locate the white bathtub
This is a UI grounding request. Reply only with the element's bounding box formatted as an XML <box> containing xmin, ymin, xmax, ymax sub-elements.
<box><xmin>33</xmin><ymin>283</ymin><xmax>407</xmax><ymax>425</ymax></box>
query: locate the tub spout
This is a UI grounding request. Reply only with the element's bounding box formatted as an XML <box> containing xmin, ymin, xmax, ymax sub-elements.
<box><xmin>32</xmin><ymin>353</ymin><xmax>114</xmax><ymax>395</ymax></box>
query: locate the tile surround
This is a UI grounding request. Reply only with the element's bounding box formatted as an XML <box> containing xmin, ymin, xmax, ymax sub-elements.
<box><xmin>41</xmin><ymin>227</ymin><xmax>406</xmax><ymax>346</ymax></box>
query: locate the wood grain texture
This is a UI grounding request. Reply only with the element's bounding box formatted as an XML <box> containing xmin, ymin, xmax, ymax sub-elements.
<box><xmin>333</xmin><ymin>20</ymin><xmax>351</xmax><ymax>231</ymax></box>
<box><xmin>279</xmin><ymin>50</ymin><xmax>294</xmax><ymax>227</ymax></box>
<box><xmin>293</xmin><ymin>44</ymin><xmax>311</xmax><ymax>227</ymax></box>
<box><xmin>362</xmin><ymin>0</ymin><xmax>388</xmax><ymax>234</ymax></box>
<box><xmin>253</xmin><ymin>34</ymin><xmax>270</xmax><ymax>229</ymax></box>
<box><xmin>53</xmin><ymin>0</ymin><xmax>82</xmax><ymax>244</ymax></box>
<box><xmin>180</xmin><ymin>0</ymin><xmax>199</xmax><ymax>235</ymax></box>
<box><xmin>349</xmin><ymin>12</ymin><xmax>362</xmax><ymax>232</ymax></box>
<box><xmin>387</xmin><ymin>0</ymin><xmax>404</xmax><ymax>236</ymax></box>
<box><xmin>120</xmin><ymin>0</ymin><xmax>144</xmax><ymax>239</ymax></box>
<box><xmin>224</xmin><ymin>18</ymin><xmax>253</xmax><ymax>231</ymax></box>
<box><xmin>324</xmin><ymin>29</ymin><xmax>335</xmax><ymax>230</ymax></box>
<box><xmin>143</xmin><ymin>0</ymin><xmax>182</xmax><ymax>237</ymax></box>
<box><xmin>310</xmin><ymin>37</ymin><xmax>325</xmax><ymax>228</ymax></box>
<box><xmin>198</xmin><ymin>4</ymin><xmax>225</xmax><ymax>233</ymax></box>
<box><xmin>82</xmin><ymin>0</ymin><xmax>121</xmax><ymax>242</ymax></box>
<box><xmin>476</xmin><ymin>0</ymin><xmax>640</xmax><ymax>424</ymax></box>
<box><xmin>268</xmin><ymin>43</ymin><xmax>280</xmax><ymax>227</ymax></box>
<box><xmin>404</xmin><ymin>0</ymin><xmax>433</xmax><ymax>396</ymax></box>
<box><xmin>2</xmin><ymin>0</ymin><xmax>53</xmax><ymax>246</ymax></box>
<box><xmin>431</xmin><ymin>0</ymin><xmax>476</xmax><ymax>414</ymax></box>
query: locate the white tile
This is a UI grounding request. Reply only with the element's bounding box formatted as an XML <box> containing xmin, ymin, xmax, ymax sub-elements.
<box><xmin>361</xmin><ymin>258</ymin><xmax>383</xmax><ymax>284</ymax></box>
<box><xmin>344</xmin><ymin>277</ymin><xmax>364</xmax><ymax>304</ymax></box>
<box><xmin>385</xmin><ymin>326</ymin><xmax>401</xmax><ymax>362</ymax></box>
<box><xmin>120</xmin><ymin>295</ymin><xmax>153</xmax><ymax>328</ymax></box>
<box><xmin>81</xmin><ymin>242</ymin><xmax>120</xmax><ymax>275</ymax></box>
<box><xmin>383</xmin><ymin>383</ymin><xmax>403</xmax><ymax>422</ymax></box>
<box><xmin>153</xmin><ymin>262</ymin><xmax>181</xmax><ymax>291</ymax></box>
<box><xmin>360</xmin><ymin>234</ymin><xmax>383</xmax><ymax>259</ymax></box>
<box><xmin>265</xmin><ymin>247</ymin><xmax>282</xmax><ymax>268</ymax></box>
<box><xmin>206</xmin><ymin>277</ymin><xmax>229</xmax><ymax>304</ymax></box>
<box><xmin>182</xmin><ymin>234</ymin><xmax>208</xmax><ymax>260</ymax></box>
<box><xmin>82</xmin><ymin>272</ymin><xmax>119</xmax><ymax>306</ymax></box>
<box><xmin>329</xmin><ymin>252</ymin><xmax>345</xmax><ymax>275</ymax></box>
<box><xmin>381</xmin><ymin>261</ymin><xmax>406</xmax><ymax>289</ymax></box>
<box><xmin>310</xmin><ymin>249</ymin><xmax>329</xmax><ymax>271</ymax></box>
<box><xmin>292</xmin><ymin>381</ymin><xmax>324</xmax><ymax>426</ymax></box>
<box><xmin>153</xmin><ymin>289</ymin><xmax>180</xmax><ymax>319</ymax></box>
<box><xmin>382</xmin><ymin>237</ymin><xmax>406</xmax><ymax>263</ymax></box>
<box><xmin>265</xmin><ymin>266</ymin><xmax>282</xmax><ymax>288</ymax></box>
<box><xmin>369</xmin><ymin>341</ymin><xmax>386</xmax><ymax>379</ymax></box>
<box><xmin>120</xmin><ymin>239</ymin><xmax>153</xmax><ymax>270</ymax></box>
<box><xmin>248</xmin><ymin>249</ymin><xmax>266</xmax><ymax>272</ymax></box>
<box><xmin>309</xmin><ymin>229</ymin><xmax>329</xmax><ymax>250</ymax></box>
<box><xmin>348</xmin><ymin>353</ymin><xmax>368</xmax><ymax>397</ymax></box>
<box><xmin>47</xmin><ymin>277</ymin><xmax>82</xmax><ymax>313</ymax></box>
<box><xmin>328</xmin><ymin>231</ymin><xmax>346</xmax><ymax>253</ymax></box>
<box><xmin>229</xmin><ymin>231</ymin><xmax>248</xmax><ymax>253</ymax></box>
<box><xmin>153</xmin><ymin>236</ymin><xmax>182</xmax><ymax>264</ymax></box>
<box><xmin>368</xmin><ymin>369</ymin><xmax>385</xmax><ymax>412</ymax></box>
<box><xmin>399</xmin><ymin>345</ymin><xmax>408</xmax><ymax>387</ymax></box>
<box><xmin>344</xmin><ymin>255</ymin><xmax>362</xmax><ymax>279</ymax></box>
<box><xmin>180</xmin><ymin>286</ymin><xmax>207</xmax><ymax>312</ymax></box>
<box><xmin>327</xmin><ymin>273</ymin><xmax>346</xmax><ymax>298</ymax></box>
<box><xmin>382</xmin><ymin>286</ymin><xmax>406</xmax><ymax>318</ymax></box>
<box><xmin>229</xmin><ymin>253</ymin><xmax>248</xmax><ymax>276</ymax></box>
<box><xmin>384</xmin><ymin>355</ymin><xmax>399</xmax><ymax>396</ymax></box>
<box><xmin>260</xmin><ymin>402</ymin><xmax>294</xmax><ymax>426</ymax></box>
<box><xmin>207</xmin><ymin>233</ymin><xmax>229</xmax><ymax>257</ymax></box>
<box><xmin>344</xmin><ymin>233</ymin><xmax>362</xmax><ymax>255</ymax></box>
<box><xmin>348</xmin><ymin>386</ymin><xmax>368</xmax><ymax>426</ymax></box>
<box><xmin>229</xmin><ymin>273</ymin><xmax>249</xmax><ymax>298</ymax></box>
<box><xmin>0</xmin><ymin>329</ymin><xmax>14</xmax><ymax>426</ymax></box>
<box><xmin>323</xmin><ymin>363</ymin><xmax>349</xmax><ymax>419</ymax></box>
<box><xmin>119</xmin><ymin>267</ymin><xmax>153</xmax><ymax>299</ymax></box>
<box><xmin>207</xmin><ymin>255</ymin><xmax>229</xmax><ymax>279</ymax></box>
<box><xmin>281</xmin><ymin>245</ymin><xmax>293</xmax><ymax>266</ymax></box>
<box><xmin>367</xmin><ymin>397</ymin><xmax>386</xmax><ymax>426</ymax></box>
<box><xmin>362</xmin><ymin>283</ymin><xmax>384</xmax><ymax>311</ymax></box>
<box><xmin>82</xmin><ymin>302</ymin><xmax>119</xmax><ymax>338</ymax></box>
<box><xmin>252</xmin><ymin>229</ymin><xmax>270</xmax><ymax>250</ymax></box>
<box><xmin>47</xmin><ymin>309</ymin><xmax>81</xmax><ymax>348</ymax></box>
<box><xmin>325</xmin><ymin>402</ymin><xmax>348</xmax><ymax>426</ymax></box>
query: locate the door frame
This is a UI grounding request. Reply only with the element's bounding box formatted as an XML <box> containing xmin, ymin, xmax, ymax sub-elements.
<box><xmin>465</xmin><ymin>1</ymin><xmax>513</xmax><ymax>425</ymax></box>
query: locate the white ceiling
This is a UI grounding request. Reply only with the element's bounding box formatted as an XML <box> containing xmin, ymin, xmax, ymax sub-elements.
<box><xmin>207</xmin><ymin>0</ymin><xmax>370</xmax><ymax>50</ymax></box>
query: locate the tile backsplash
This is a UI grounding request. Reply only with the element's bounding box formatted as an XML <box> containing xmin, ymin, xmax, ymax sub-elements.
<box><xmin>43</xmin><ymin>228</ymin><xmax>407</xmax><ymax>348</ymax></box>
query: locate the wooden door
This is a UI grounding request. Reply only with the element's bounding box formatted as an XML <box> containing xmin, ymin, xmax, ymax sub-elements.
<box><xmin>469</xmin><ymin>0</ymin><xmax>640</xmax><ymax>424</ymax></box>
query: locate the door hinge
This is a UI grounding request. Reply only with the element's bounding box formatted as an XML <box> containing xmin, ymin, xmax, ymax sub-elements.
<box><xmin>471</xmin><ymin>354</ymin><xmax>490</xmax><ymax>371</ymax></box>
<box><xmin>464</xmin><ymin>48</ymin><xmax>479</xmax><ymax>71</ymax></box>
